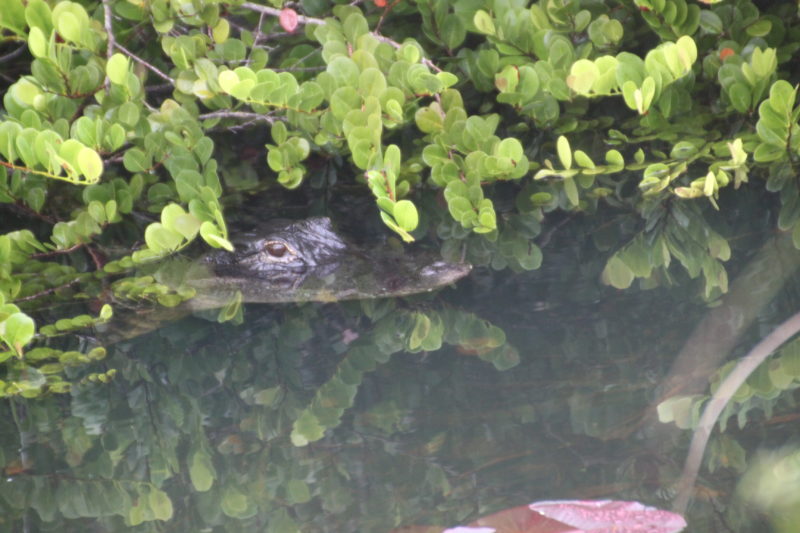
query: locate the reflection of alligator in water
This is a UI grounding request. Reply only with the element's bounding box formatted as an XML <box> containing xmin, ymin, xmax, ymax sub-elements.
<box><xmin>188</xmin><ymin>216</ymin><xmax>471</xmax><ymax>307</ymax></box>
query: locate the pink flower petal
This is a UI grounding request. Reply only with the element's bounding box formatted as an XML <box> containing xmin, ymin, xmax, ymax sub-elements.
<box><xmin>529</xmin><ymin>500</ymin><xmax>687</xmax><ymax>533</ymax></box>
<box><xmin>279</xmin><ymin>8</ymin><xmax>298</xmax><ymax>32</ymax></box>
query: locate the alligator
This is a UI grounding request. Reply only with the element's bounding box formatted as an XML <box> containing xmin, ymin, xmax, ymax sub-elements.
<box><xmin>187</xmin><ymin>216</ymin><xmax>471</xmax><ymax>307</ymax></box>
<box><xmin>102</xmin><ymin>217</ymin><xmax>471</xmax><ymax>342</ymax></box>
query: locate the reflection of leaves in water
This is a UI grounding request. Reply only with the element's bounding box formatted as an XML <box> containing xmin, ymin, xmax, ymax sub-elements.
<box><xmin>0</xmin><ymin>298</ymin><xmax>517</xmax><ymax>530</ymax></box>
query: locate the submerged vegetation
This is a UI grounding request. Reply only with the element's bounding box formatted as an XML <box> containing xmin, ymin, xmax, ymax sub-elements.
<box><xmin>2</xmin><ymin>0</ymin><xmax>800</xmax><ymax>529</ymax></box>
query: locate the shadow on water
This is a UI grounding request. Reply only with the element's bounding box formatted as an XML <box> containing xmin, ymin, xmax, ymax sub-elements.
<box><xmin>2</xmin><ymin>227</ymin><xmax>799</xmax><ymax>532</ymax></box>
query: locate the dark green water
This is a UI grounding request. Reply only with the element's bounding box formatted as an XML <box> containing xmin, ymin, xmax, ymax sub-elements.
<box><xmin>2</xmin><ymin>233</ymin><xmax>797</xmax><ymax>532</ymax></box>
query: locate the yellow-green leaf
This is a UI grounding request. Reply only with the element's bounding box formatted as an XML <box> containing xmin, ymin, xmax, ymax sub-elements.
<box><xmin>77</xmin><ymin>147</ymin><xmax>103</xmax><ymax>182</ymax></box>
<box><xmin>106</xmin><ymin>53</ymin><xmax>129</xmax><ymax>85</ymax></box>
<box><xmin>557</xmin><ymin>135</ymin><xmax>572</xmax><ymax>169</ymax></box>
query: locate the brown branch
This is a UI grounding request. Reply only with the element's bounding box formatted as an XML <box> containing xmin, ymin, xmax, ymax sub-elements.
<box><xmin>369</xmin><ymin>33</ymin><xmax>443</xmax><ymax>73</ymax></box>
<box><xmin>273</xmin><ymin>65</ymin><xmax>325</xmax><ymax>73</ymax></box>
<box><xmin>4</xmin><ymin>201</ymin><xmax>59</xmax><ymax>225</ymax></box>
<box><xmin>101</xmin><ymin>0</ymin><xmax>115</xmax><ymax>91</ymax></box>
<box><xmin>0</xmin><ymin>44</ymin><xmax>27</xmax><ymax>64</ymax></box>
<box><xmin>240</xmin><ymin>3</ymin><xmax>325</xmax><ymax>25</ymax></box>
<box><xmin>14</xmin><ymin>278</ymin><xmax>84</xmax><ymax>303</ymax></box>
<box><xmin>672</xmin><ymin>309</ymin><xmax>800</xmax><ymax>514</ymax></box>
<box><xmin>251</xmin><ymin>8</ymin><xmax>266</xmax><ymax>55</ymax></box>
<box><xmin>101</xmin><ymin>0</ymin><xmax>115</xmax><ymax>60</ymax></box>
<box><xmin>40</xmin><ymin>84</ymin><xmax>105</xmax><ymax>100</ymax></box>
<box><xmin>374</xmin><ymin>0</ymin><xmax>403</xmax><ymax>34</ymax></box>
<box><xmin>198</xmin><ymin>111</ymin><xmax>276</xmax><ymax>124</ymax></box>
<box><xmin>31</xmin><ymin>242</ymin><xmax>86</xmax><ymax>259</ymax></box>
<box><xmin>113</xmin><ymin>42</ymin><xmax>175</xmax><ymax>84</ymax></box>
<box><xmin>242</xmin><ymin>3</ymin><xmax>444</xmax><ymax>74</ymax></box>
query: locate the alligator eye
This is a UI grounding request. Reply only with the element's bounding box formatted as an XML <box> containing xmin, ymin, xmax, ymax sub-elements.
<box><xmin>265</xmin><ymin>241</ymin><xmax>288</xmax><ymax>258</ymax></box>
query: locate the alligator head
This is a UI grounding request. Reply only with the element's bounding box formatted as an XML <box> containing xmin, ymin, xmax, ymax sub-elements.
<box><xmin>188</xmin><ymin>217</ymin><xmax>471</xmax><ymax>307</ymax></box>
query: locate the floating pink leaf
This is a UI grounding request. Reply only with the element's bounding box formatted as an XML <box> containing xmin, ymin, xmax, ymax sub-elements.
<box><xmin>388</xmin><ymin>527</ymin><xmax>445</xmax><ymax>533</ymax></box>
<box><xmin>464</xmin><ymin>500</ymin><xmax>686</xmax><ymax>533</ymax></box>
<box><xmin>444</xmin><ymin>528</ymin><xmax>496</xmax><ymax>533</ymax></box>
<box><xmin>393</xmin><ymin>499</ymin><xmax>686</xmax><ymax>533</ymax></box>
<box><xmin>279</xmin><ymin>8</ymin><xmax>298</xmax><ymax>32</ymax></box>
<box><xmin>529</xmin><ymin>500</ymin><xmax>687</xmax><ymax>533</ymax></box>
<box><xmin>467</xmin><ymin>503</ymin><xmax>579</xmax><ymax>532</ymax></box>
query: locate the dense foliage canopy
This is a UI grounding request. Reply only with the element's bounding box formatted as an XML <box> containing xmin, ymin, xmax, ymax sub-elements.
<box><xmin>2</xmin><ymin>0</ymin><xmax>800</xmax><ymax>529</ymax></box>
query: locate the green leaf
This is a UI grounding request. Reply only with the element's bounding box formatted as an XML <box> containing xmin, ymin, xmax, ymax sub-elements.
<box><xmin>117</xmin><ymin>102</ymin><xmax>139</xmax><ymax>127</ymax></box>
<box><xmin>409</xmin><ymin>312</ymin><xmax>431</xmax><ymax>350</ymax></box>
<box><xmin>200</xmin><ymin>221</ymin><xmax>233</xmax><ymax>251</ymax></box>
<box><xmin>767</xmin><ymin>80</ymin><xmax>795</xmax><ymax>116</ymax></box>
<box><xmin>25</xmin><ymin>0</ymin><xmax>53</xmax><ymax>34</ymax></box>
<box><xmin>603</xmin><ymin>256</ymin><xmax>635</xmax><ymax>289</ymax></box>
<box><xmin>144</xmin><ymin>223</ymin><xmax>183</xmax><ymax>252</ymax></box>
<box><xmin>573</xmin><ymin>150</ymin><xmax>595</xmax><ymax>169</ymax></box>
<box><xmin>287</xmin><ymin>480</ymin><xmax>311</xmax><ymax>504</ymax></box>
<box><xmin>675</xmin><ymin>35</ymin><xmax>697</xmax><ymax>72</ymax></box>
<box><xmin>229</xmin><ymin>79</ymin><xmax>254</xmax><ymax>100</ymax></box>
<box><xmin>640</xmin><ymin>76</ymin><xmax>656</xmax><ymax>112</ymax></box>
<box><xmin>28</xmin><ymin>26</ymin><xmax>47</xmax><ymax>58</ymax></box>
<box><xmin>123</xmin><ymin>148</ymin><xmax>150</xmax><ymax>172</ymax></box>
<box><xmin>568</xmin><ymin>59</ymin><xmax>599</xmax><ymax>95</ymax></box>
<box><xmin>99</xmin><ymin>304</ymin><xmax>113</xmax><ymax>320</ymax></box>
<box><xmin>271</xmin><ymin>121</ymin><xmax>288</xmax><ymax>145</ymax></box>
<box><xmin>56</xmin><ymin>11</ymin><xmax>80</xmax><ymax>43</ymax></box>
<box><xmin>77</xmin><ymin>147</ymin><xmax>103</xmax><ymax>182</ymax></box>
<box><xmin>212</xmin><ymin>18</ymin><xmax>229</xmax><ymax>43</ymax></box>
<box><xmin>217</xmin><ymin>70</ymin><xmax>239</xmax><ymax>94</ymax></box>
<box><xmin>699</xmin><ymin>11</ymin><xmax>723</xmax><ymax>34</ymax></box>
<box><xmin>1</xmin><ymin>312</ymin><xmax>35</xmax><ymax>353</ymax></box>
<box><xmin>563</xmin><ymin>177</ymin><xmax>579</xmax><ymax>206</ymax></box>
<box><xmin>441</xmin><ymin>17</ymin><xmax>466</xmax><ymax>49</ymax></box>
<box><xmin>291</xmin><ymin>410</ymin><xmax>325</xmax><ymax>446</ymax></box>
<box><xmin>746</xmin><ymin>19</ymin><xmax>772</xmax><ymax>37</ymax></box>
<box><xmin>473</xmin><ymin>10</ymin><xmax>495</xmax><ymax>36</ymax></box>
<box><xmin>189</xmin><ymin>449</ymin><xmax>216</xmax><ymax>492</ymax></box>
<box><xmin>729</xmin><ymin>83</ymin><xmax>752</xmax><ymax>113</ymax></box>
<box><xmin>149</xmin><ymin>489</ymin><xmax>173</xmax><ymax>521</ymax></box>
<box><xmin>751</xmin><ymin>47</ymin><xmax>776</xmax><ymax>79</ymax></box>
<box><xmin>753</xmin><ymin>142</ymin><xmax>785</xmax><ymax>163</ymax></box>
<box><xmin>393</xmin><ymin>200</ymin><xmax>418</xmax><ymax>231</ymax></box>
<box><xmin>415</xmin><ymin>106</ymin><xmax>443</xmax><ymax>133</ymax></box>
<box><xmin>556</xmin><ymin>135</ymin><xmax>571</xmax><ymax>169</ymax></box>
<box><xmin>384</xmin><ymin>144</ymin><xmax>401</xmax><ymax>177</ymax></box>
<box><xmin>106</xmin><ymin>53</ymin><xmax>129</xmax><ymax>85</ymax></box>
<box><xmin>621</xmin><ymin>80</ymin><xmax>638</xmax><ymax>112</ymax></box>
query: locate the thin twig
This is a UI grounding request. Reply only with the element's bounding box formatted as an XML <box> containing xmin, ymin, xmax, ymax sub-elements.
<box><xmin>31</xmin><ymin>242</ymin><xmax>86</xmax><ymax>259</ymax></box>
<box><xmin>241</xmin><ymin>2</ymin><xmax>325</xmax><ymax>25</ymax></box>
<box><xmin>273</xmin><ymin>65</ymin><xmax>325</xmax><ymax>73</ymax></box>
<box><xmin>0</xmin><ymin>44</ymin><xmax>27</xmax><ymax>64</ymax></box>
<box><xmin>145</xmin><ymin>82</ymin><xmax>174</xmax><ymax>93</ymax></box>
<box><xmin>374</xmin><ymin>0</ymin><xmax>403</xmax><ymax>34</ymax></box>
<box><xmin>370</xmin><ymin>33</ymin><xmax>443</xmax><ymax>73</ymax></box>
<box><xmin>102</xmin><ymin>0</ymin><xmax>115</xmax><ymax>60</ymax></box>
<box><xmin>101</xmin><ymin>0</ymin><xmax>115</xmax><ymax>91</ymax></box>
<box><xmin>198</xmin><ymin>110</ymin><xmax>276</xmax><ymax>124</ymax></box>
<box><xmin>240</xmin><ymin>2</ymin><xmax>444</xmax><ymax>73</ymax></box>
<box><xmin>15</xmin><ymin>278</ymin><xmax>84</xmax><ymax>302</ymax></box>
<box><xmin>251</xmin><ymin>8</ymin><xmax>266</xmax><ymax>56</ymax></box>
<box><xmin>256</xmin><ymin>31</ymin><xmax>294</xmax><ymax>42</ymax></box>
<box><xmin>274</xmin><ymin>45</ymin><xmax>322</xmax><ymax>70</ymax></box>
<box><xmin>113</xmin><ymin>42</ymin><xmax>175</xmax><ymax>84</ymax></box>
<box><xmin>3</xmin><ymin>202</ymin><xmax>58</xmax><ymax>225</ymax></box>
